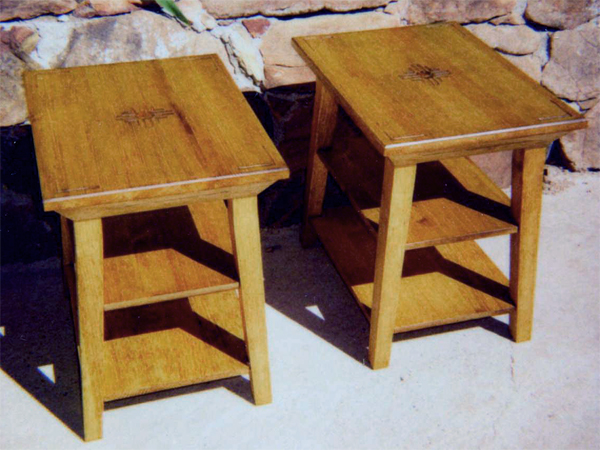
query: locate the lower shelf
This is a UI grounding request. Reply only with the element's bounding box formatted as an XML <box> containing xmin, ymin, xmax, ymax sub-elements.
<box><xmin>312</xmin><ymin>207</ymin><xmax>514</xmax><ymax>333</ymax></box>
<box><xmin>103</xmin><ymin>291</ymin><xmax>249</xmax><ymax>401</ymax></box>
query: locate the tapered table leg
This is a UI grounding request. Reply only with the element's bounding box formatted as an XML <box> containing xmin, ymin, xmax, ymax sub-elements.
<box><xmin>73</xmin><ymin>219</ymin><xmax>104</xmax><ymax>441</ymax></box>
<box><xmin>509</xmin><ymin>147</ymin><xmax>546</xmax><ymax>342</ymax></box>
<box><xmin>301</xmin><ymin>80</ymin><xmax>338</xmax><ymax>247</ymax></box>
<box><xmin>369</xmin><ymin>159</ymin><xmax>416</xmax><ymax>370</ymax></box>
<box><xmin>228</xmin><ymin>197</ymin><xmax>272</xmax><ymax>405</ymax></box>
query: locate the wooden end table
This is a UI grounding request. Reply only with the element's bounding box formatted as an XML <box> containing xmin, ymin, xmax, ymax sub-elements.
<box><xmin>23</xmin><ymin>55</ymin><xmax>289</xmax><ymax>441</ymax></box>
<box><xmin>293</xmin><ymin>23</ymin><xmax>587</xmax><ymax>370</ymax></box>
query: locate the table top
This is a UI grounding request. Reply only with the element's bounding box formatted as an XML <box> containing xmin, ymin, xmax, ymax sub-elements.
<box><xmin>293</xmin><ymin>23</ymin><xmax>586</xmax><ymax>159</ymax></box>
<box><xmin>24</xmin><ymin>55</ymin><xmax>288</xmax><ymax>214</ymax></box>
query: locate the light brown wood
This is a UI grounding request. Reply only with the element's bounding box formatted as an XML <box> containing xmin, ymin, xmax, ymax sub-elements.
<box><xmin>103</xmin><ymin>291</ymin><xmax>249</xmax><ymax>401</ymax></box>
<box><xmin>311</xmin><ymin>206</ymin><xmax>514</xmax><ymax>333</ymax></box>
<box><xmin>509</xmin><ymin>147</ymin><xmax>546</xmax><ymax>342</ymax></box>
<box><xmin>369</xmin><ymin>160</ymin><xmax>416</xmax><ymax>369</ymax></box>
<box><xmin>26</xmin><ymin>55</ymin><xmax>286</xmax><ymax>439</ymax></box>
<box><xmin>387</xmin><ymin>131</ymin><xmax>565</xmax><ymax>166</ymax></box>
<box><xmin>301</xmin><ymin>80</ymin><xmax>338</xmax><ymax>246</ymax></box>
<box><xmin>23</xmin><ymin>55</ymin><xmax>289</xmax><ymax>217</ymax></box>
<box><xmin>293</xmin><ymin>23</ymin><xmax>585</xmax><ymax>162</ymax></box>
<box><xmin>74</xmin><ymin>219</ymin><xmax>104</xmax><ymax>441</ymax></box>
<box><xmin>228</xmin><ymin>197</ymin><xmax>272</xmax><ymax>405</ymax></box>
<box><xmin>57</xmin><ymin>181</ymin><xmax>275</xmax><ymax>221</ymax></box>
<box><xmin>296</xmin><ymin>23</ymin><xmax>587</xmax><ymax>369</ymax></box>
<box><xmin>103</xmin><ymin>201</ymin><xmax>238</xmax><ymax>310</ymax></box>
<box><xmin>320</xmin><ymin>117</ymin><xmax>517</xmax><ymax>248</ymax></box>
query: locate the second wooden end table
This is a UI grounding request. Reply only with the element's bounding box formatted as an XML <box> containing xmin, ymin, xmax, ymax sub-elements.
<box><xmin>293</xmin><ymin>23</ymin><xmax>587</xmax><ymax>370</ymax></box>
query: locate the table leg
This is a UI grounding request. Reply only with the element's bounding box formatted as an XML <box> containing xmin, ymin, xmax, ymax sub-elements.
<box><xmin>228</xmin><ymin>197</ymin><xmax>272</xmax><ymax>405</ymax></box>
<box><xmin>301</xmin><ymin>80</ymin><xmax>338</xmax><ymax>247</ymax></box>
<box><xmin>73</xmin><ymin>219</ymin><xmax>104</xmax><ymax>441</ymax></box>
<box><xmin>509</xmin><ymin>147</ymin><xmax>546</xmax><ymax>342</ymax></box>
<box><xmin>369</xmin><ymin>160</ymin><xmax>416</xmax><ymax>370</ymax></box>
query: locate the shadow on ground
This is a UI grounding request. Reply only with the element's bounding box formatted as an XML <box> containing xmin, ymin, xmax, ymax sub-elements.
<box><xmin>260</xmin><ymin>225</ymin><xmax>513</xmax><ymax>369</ymax></box>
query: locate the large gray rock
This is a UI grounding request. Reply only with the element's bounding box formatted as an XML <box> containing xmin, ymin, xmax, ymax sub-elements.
<box><xmin>501</xmin><ymin>52</ymin><xmax>545</xmax><ymax>82</ymax></box>
<box><xmin>525</xmin><ymin>0</ymin><xmax>600</xmax><ymax>30</ymax></box>
<box><xmin>541</xmin><ymin>20</ymin><xmax>600</xmax><ymax>102</ymax></box>
<box><xmin>405</xmin><ymin>0</ymin><xmax>517</xmax><ymax>24</ymax></box>
<box><xmin>465</xmin><ymin>24</ymin><xmax>545</xmax><ymax>55</ymax></box>
<box><xmin>260</xmin><ymin>11</ymin><xmax>399</xmax><ymax>88</ymax></box>
<box><xmin>0</xmin><ymin>0</ymin><xmax>77</xmax><ymax>21</ymax></box>
<box><xmin>0</xmin><ymin>44</ymin><xmax>27</xmax><ymax>126</ymax></box>
<box><xmin>35</xmin><ymin>11</ymin><xmax>231</xmax><ymax>73</ymax></box>
<box><xmin>560</xmin><ymin>102</ymin><xmax>600</xmax><ymax>170</ymax></box>
<box><xmin>202</xmin><ymin>0</ymin><xmax>391</xmax><ymax>18</ymax></box>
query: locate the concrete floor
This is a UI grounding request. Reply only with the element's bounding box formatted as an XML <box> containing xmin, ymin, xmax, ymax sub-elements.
<box><xmin>1</xmin><ymin>170</ymin><xmax>599</xmax><ymax>449</ymax></box>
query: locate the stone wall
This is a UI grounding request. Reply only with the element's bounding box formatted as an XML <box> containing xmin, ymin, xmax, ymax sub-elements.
<box><xmin>1</xmin><ymin>0</ymin><xmax>599</xmax><ymax>172</ymax></box>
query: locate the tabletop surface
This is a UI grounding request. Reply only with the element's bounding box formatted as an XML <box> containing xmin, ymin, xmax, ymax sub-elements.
<box><xmin>24</xmin><ymin>55</ymin><xmax>288</xmax><ymax>211</ymax></box>
<box><xmin>293</xmin><ymin>23</ymin><xmax>586</xmax><ymax>156</ymax></box>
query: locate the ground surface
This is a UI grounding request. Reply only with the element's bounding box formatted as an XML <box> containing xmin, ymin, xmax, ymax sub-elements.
<box><xmin>1</xmin><ymin>169</ymin><xmax>599</xmax><ymax>449</ymax></box>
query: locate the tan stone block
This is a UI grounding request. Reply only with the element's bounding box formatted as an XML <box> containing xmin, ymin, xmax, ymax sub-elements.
<box><xmin>0</xmin><ymin>0</ymin><xmax>77</xmax><ymax>21</ymax></box>
<box><xmin>525</xmin><ymin>0</ymin><xmax>600</xmax><ymax>30</ymax></box>
<box><xmin>466</xmin><ymin>23</ymin><xmax>545</xmax><ymax>55</ymax></box>
<box><xmin>406</xmin><ymin>0</ymin><xmax>517</xmax><ymax>24</ymax></box>
<box><xmin>261</xmin><ymin>11</ymin><xmax>399</xmax><ymax>88</ymax></box>
<box><xmin>202</xmin><ymin>0</ymin><xmax>391</xmax><ymax>18</ymax></box>
<box><xmin>73</xmin><ymin>0</ymin><xmax>138</xmax><ymax>18</ymax></box>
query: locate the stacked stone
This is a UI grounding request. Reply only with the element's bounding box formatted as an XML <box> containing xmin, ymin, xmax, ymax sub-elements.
<box><xmin>1</xmin><ymin>0</ymin><xmax>598</xmax><ymax>170</ymax></box>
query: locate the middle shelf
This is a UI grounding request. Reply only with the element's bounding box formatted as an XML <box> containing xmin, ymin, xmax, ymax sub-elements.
<box><xmin>319</xmin><ymin>113</ymin><xmax>518</xmax><ymax>250</ymax></box>
<box><xmin>102</xmin><ymin>200</ymin><xmax>239</xmax><ymax>310</ymax></box>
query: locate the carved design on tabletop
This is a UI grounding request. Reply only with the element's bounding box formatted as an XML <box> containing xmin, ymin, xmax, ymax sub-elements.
<box><xmin>400</xmin><ymin>64</ymin><xmax>451</xmax><ymax>86</ymax></box>
<box><xmin>116</xmin><ymin>108</ymin><xmax>175</xmax><ymax>124</ymax></box>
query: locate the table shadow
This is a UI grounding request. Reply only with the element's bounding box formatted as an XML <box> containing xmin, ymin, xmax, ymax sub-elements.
<box><xmin>262</xmin><ymin>235</ymin><xmax>513</xmax><ymax>368</ymax></box>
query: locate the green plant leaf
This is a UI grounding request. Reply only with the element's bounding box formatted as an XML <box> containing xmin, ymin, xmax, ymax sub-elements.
<box><xmin>155</xmin><ymin>0</ymin><xmax>192</xmax><ymax>26</ymax></box>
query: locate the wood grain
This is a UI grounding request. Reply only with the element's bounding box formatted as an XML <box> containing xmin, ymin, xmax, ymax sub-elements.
<box><xmin>369</xmin><ymin>160</ymin><xmax>416</xmax><ymax>369</ymax></box>
<box><xmin>228</xmin><ymin>197</ymin><xmax>272</xmax><ymax>405</ymax></box>
<box><xmin>296</xmin><ymin>23</ymin><xmax>586</xmax><ymax>367</ymax></box>
<box><xmin>509</xmin><ymin>147</ymin><xmax>546</xmax><ymax>342</ymax></box>
<box><xmin>103</xmin><ymin>201</ymin><xmax>238</xmax><ymax>310</ymax></box>
<box><xmin>23</xmin><ymin>55</ymin><xmax>289</xmax><ymax>216</ymax></box>
<box><xmin>312</xmin><ymin>207</ymin><xmax>514</xmax><ymax>333</ymax></box>
<box><xmin>301</xmin><ymin>80</ymin><xmax>338</xmax><ymax>246</ymax></box>
<box><xmin>103</xmin><ymin>291</ymin><xmax>249</xmax><ymax>401</ymax></box>
<box><xmin>320</xmin><ymin>117</ymin><xmax>517</xmax><ymax>249</ymax></box>
<box><xmin>28</xmin><ymin>55</ymin><xmax>285</xmax><ymax>439</ymax></box>
<box><xmin>57</xmin><ymin>181</ymin><xmax>276</xmax><ymax>221</ymax></box>
<box><xmin>74</xmin><ymin>219</ymin><xmax>104</xmax><ymax>441</ymax></box>
<box><xmin>293</xmin><ymin>23</ymin><xmax>586</xmax><ymax>161</ymax></box>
